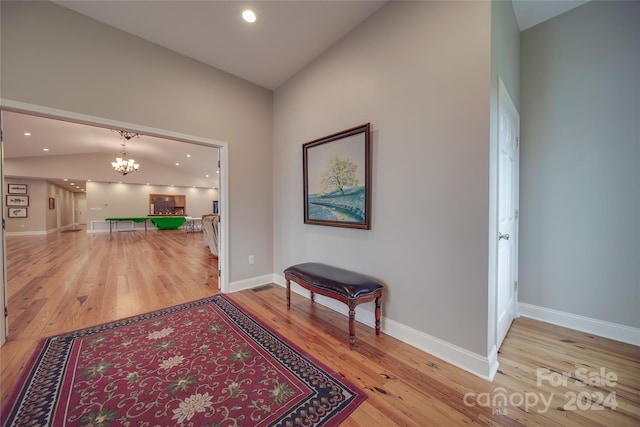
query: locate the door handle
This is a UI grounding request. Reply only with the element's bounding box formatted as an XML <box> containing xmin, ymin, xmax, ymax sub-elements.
<box><xmin>499</xmin><ymin>232</ymin><xmax>510</xmax><ymax>241</ymax></box>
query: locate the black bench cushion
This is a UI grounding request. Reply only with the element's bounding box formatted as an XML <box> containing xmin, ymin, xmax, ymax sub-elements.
<box><xmin>284</xmin><ymin>262</ymin><xmax>382</xmax><ymax>300</ymax></box>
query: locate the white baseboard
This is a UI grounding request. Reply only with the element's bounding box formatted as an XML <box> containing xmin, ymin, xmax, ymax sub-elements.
<box><xmin>382</xmin><ymin>315</ymin><xmax>498</xmax><ymax>381</ymax></box>
<box><xmin>229</xmin><ymin>274</ymin><xmax>277</xmax><ymax>293</ymax></box>
<box><xmin>5</xmin><ymin>230</ymin><xmax>47</xmax><ymax>236</ymax></box>
<box><xmin>271</xmin><ymin>274</ymin><xmax>497</xmax><ymax>381</ymax></box>
<box><xmin>8</xmin><ymin>225</ymin><xmax>80</xmax><ymax>236</ymax></box>
<box><xmin>519</xmin><ymin>303</ymin><xmax>640</xmax><ymax>346</ymax></box>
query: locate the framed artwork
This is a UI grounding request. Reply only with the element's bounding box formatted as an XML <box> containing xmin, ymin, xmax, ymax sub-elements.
<box><xmin>6</xmin><ymin>195</ymin><xmax>29</xmax><ymax>206</ymax></box>
<box><xmin>8</xmin><ymin>184</ymin><xmax>28</xmax><ymax>194</ymax></box>
<box><xmin>49</xmin><ymin>197</ymin><xmax>56</xmax><ymax>210</ymax></box>
<box><xmin>303</xmin><ymin>123</ymin><xmax>371</xmax><ymax>229</ymax></box>
<box><xmin>8</xmin><ymin>207</ymin><xmax>28</xmax><ymax>218</ymax></box>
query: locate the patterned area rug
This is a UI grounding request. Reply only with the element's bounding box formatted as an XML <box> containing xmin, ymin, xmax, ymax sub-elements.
<box><xmin>1</xmin><ymin>295</ymin><xmax>366</xmax><ymax>426</ymax></box>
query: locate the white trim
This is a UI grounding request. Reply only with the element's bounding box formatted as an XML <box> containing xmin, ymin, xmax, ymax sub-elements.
<box><xmin>217</xmin><ymin>146</ymin><xmax>229</xmax><ymax>294</ymax></box>
<box><xmin>519</xmin><ymin>303</ymin><xmax>640</xmax><ymax>346</ymax></box>
<box><xmin>5</xmin><ymin>231</ymin><xmax>47</xmax><ymax>236</ymax></box>
<box><xmin>379</xmin><ymin>314</ymin><xmax>497</xmax><ymax>381</ymax></box>
<box><xmin>1</xmin><ymin>99</ymin><xmax>222</xmax><ymax>147</ymax></box>
<box><xmin>229</xmin><ymin>274</ymin><xmax>277</xmax><ymax>293</ymax></box>
<box><xmin>0</xmin><ymin>98</ymin><xmax>230</xmax><ymax>293</ymax></box>
<box><xmin>273</xmin><ymin>274</ymin><xmax>497</xmax><ymax>381</ymax></box>
<box><xmin>492</xmin><ymin>76</ymin><xmax>521</xmax><ymax>351</ymax></box>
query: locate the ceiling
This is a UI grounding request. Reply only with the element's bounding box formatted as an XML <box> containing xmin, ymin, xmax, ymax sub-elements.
<box><xmin>53</xmin><ymin>0</ymin><xmax>388</xmax><ymax>91</ymax></box>
<box><xmin>50</xmin><ymin>0</ymin><xmax>589</xmax><ymax>91</ymax></box>
<box><xmin>3</xmin><ymin>0</ymin><xmax>588</xmax><ymax>193</ymax></box>
<box><xmin>3</xmin><ymin>110</ymin><xmax>220</xmax><ymax>192</ymax></box>
<box><xmin>512</xmin><ymin>0</ymin><xmax>589</xmax><ymax>31</ymax></box>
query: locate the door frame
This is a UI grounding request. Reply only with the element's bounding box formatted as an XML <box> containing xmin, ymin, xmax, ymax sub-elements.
<box><xmin>495</xmin><ymin>77</ymin><xmax>520</xmax><ymax>348</ymax></box>
<box><xmin>488</xmin><ymin>76</ymin><xmax>520</xmax><ymax>354</ymax></box>
<box><xmin>0</xmin><ymin>100</ymin><xmax>230</xmax><ymax>344</ymax></box>
<box><xmin>0</xmin><ymin>114</ymin><xmax>7</xmax><ymax>345</ymax></box>
<box><xmin>487</xmin><ymin>77</ymin><xmax>520</xmax><ymax>379</ymax></box>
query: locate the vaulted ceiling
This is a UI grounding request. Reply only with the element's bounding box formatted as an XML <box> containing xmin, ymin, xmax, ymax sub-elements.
<box><xmin>51</xmin><ymin>0</ymin><xmax>588</xmax><ymax>91</ymax></box>
<box><xmin>4</xmin><ymin>0</ymin><xmax>589</xmax><ymax>193</ymax></box>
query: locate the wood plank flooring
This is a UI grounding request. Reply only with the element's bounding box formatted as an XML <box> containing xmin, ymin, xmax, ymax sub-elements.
<box><xmin>1</xmin><ymin>228</ymin><xmax>638</xmax><ymax>426</ymax></box>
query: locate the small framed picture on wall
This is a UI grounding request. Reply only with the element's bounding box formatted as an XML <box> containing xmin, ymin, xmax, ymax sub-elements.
<box><xmin>8</xmin><ymin>207</ymin><xmax>28</xmax><ymax>218</ymax></box>
<box><xmin>6</xmin><ymin>195</ymin><xmax>29</xmax><ymax>207</ymax></box>
<box><xmin>8</xmin><ymin>184</ymin><xmax>28</xmax><ymax>194</ymax></box>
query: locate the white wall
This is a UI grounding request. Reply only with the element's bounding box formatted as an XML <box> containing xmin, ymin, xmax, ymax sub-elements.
<box><xmin>520</xmin><ymin>1</ymin><xmax>640</xmax><ymax>328</ymax></box>
<box><xmin>87</xmin><ymin>181</ymin><xmax>217</xmax><ymax>225</ymax></box>
<box><xmin>4</xmin><ymin>177</ymin><xmax>75</xmax><ymax>233</ymax></box>
<box><xmin>5</xmin><ymin>178</ymin><xmax>46</xmax><ymax>233</ymax></box>
<box><xmin>1</xmin><ymin>0</ymin><xmax>273</xmax><ymax>282</ymax></box>
<box><xmin>46</xmin><ymin>181</ymin><xmax>74</xmax><ymax>230</ymax></box>
<box><xmin>274</xmin><ymin>0</ymin><xmax>492</xmax><ymax>365</ymax></box>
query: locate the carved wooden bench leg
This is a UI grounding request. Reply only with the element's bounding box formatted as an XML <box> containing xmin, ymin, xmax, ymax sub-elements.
<box><xmin>375</xmin><ymin>295</ymin><xmax>381</xmax><ymax>336</ymax></box>
<box><xmin>348</xmin><ymin>300</ymin><xmax>356</xmax><ymax>348</ymax></box>
<box><xmin>286</xmin><ymin>279</ymin><xmax>291</xmax><ymax>309</ymax></box>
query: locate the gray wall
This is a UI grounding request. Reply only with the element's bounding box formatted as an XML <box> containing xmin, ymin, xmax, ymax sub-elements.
<box><xmin>489</xmin><ymin>0</ymin><xmax>520</xmax><ymax>349</ymax></box>
<box><xmin>1</xmin><ymin>0</ymin><xmax>274</xmax><ymax>282</ymax></box>
<box><xmin>520</xmin><ymin>1</ymin><xmax>640</xmax><ymax>327</ymax></box>
<box><xmin>5</xmin><ymin>178</ymin><xmax>47</xmax><ymax>233</ymax></box>
<box><xmin>5</xmin><ymin>177</ymin><xmax>75</xmax><ymax>233</ymax></box>
<box><xmin>274</xmin><ymin>1</ymin><xmax>492</xmax><ymax>356</ymax></box>
<box><xmin>491</xmin><ymin>0</ymin><xmax>520</xmax><ymax>109</ymax></box>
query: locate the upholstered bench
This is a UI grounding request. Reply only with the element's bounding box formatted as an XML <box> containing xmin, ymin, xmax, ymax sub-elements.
<box><xmin>284</xmin><ymin>262</ymin><xmax>383</xmax><ymax>348</ymax></box>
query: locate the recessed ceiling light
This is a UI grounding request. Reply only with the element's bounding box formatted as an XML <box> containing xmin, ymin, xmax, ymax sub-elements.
<box><xmin>63</xmin><ymin>178</ymin><xmax>69</xmax><ymax>181</ymax></box>
<box><xmin>43</xmin><ymin>148</ymin><xmax>49</xmax><ymax>152</ymax></box>
<box><xmin>205</xmin><ymin>174</ymin><xmax>210</xmax><ymax>178</ymax></box>
<box><xmin>175</xmin><ymin>162</ymin><xmax>180</xmax><ymax>166</ymax></box>
<box><xmin>24</xmin><ymin>132</ymin><xmax>31</xmax><ymax>136</ymax></box>
<box><xmin>186</xmin><ymin>154</ymin><xmax>191</xmax><ymax>158</ymax></box>
<box><xmin>242</xmin><ymin>9</ymin><xmax>256</xmax><ymax>23</ymax></box>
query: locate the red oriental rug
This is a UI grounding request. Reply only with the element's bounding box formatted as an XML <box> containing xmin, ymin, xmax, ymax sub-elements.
<box><xmin>1</xmin><ymin>295</ymin><xmax>366</xmax><ymax>426</ymax></box>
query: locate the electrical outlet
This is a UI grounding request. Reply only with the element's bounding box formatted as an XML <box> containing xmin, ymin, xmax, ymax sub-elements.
<box><xmin>248</xmin><ymin>255</ymin><xmax>255</xmax><ymax>265</ymax></box>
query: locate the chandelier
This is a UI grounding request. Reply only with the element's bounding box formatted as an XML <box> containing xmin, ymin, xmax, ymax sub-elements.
<box><xmin>111</xmin><ymin>130</ymin><xmax>140</xmax><ymax>175</ymax></box>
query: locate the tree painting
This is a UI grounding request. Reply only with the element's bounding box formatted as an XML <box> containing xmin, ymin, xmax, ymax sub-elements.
<box><xmin>303</xmin><ymin>123</ymin><xmax>370</xmax><ymax>229</ymax></box>
<box><xmin>320</xmin><ymin>155</ymin><xmax>359</xmax><ymax>195</ymax></box>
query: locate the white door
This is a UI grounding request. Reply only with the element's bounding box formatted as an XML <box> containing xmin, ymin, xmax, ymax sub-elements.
<box><xmin>77</xmin><ymin>198</ymin><xmax>87</xmax><ymax>225</ymax></box>
<box><xmin>496</xmin><ymin>78</ymin><xmax>520</xmax><ymax>348</ymax></box>
<box><xmin>0</xmin><ymin>114</ymin><xmax>7</xmax><ymax>345</ymax></box>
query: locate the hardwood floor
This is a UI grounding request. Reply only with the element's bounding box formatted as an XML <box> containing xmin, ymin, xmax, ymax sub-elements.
<box><xmin>1</xmin><ymin>228</ymin><xmax>638</xmax><ymax>426</ymax></box>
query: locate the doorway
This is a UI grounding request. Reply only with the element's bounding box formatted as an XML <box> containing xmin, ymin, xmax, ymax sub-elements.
<box><xmin>0</xmin><ymin>101</ymin><xmax>229</xmax><ymax>345</ymax></box>
<box><xmin>76</xmin><ymin>197</ymin><xmax>87</xmax><ymax>225</ymax></box>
